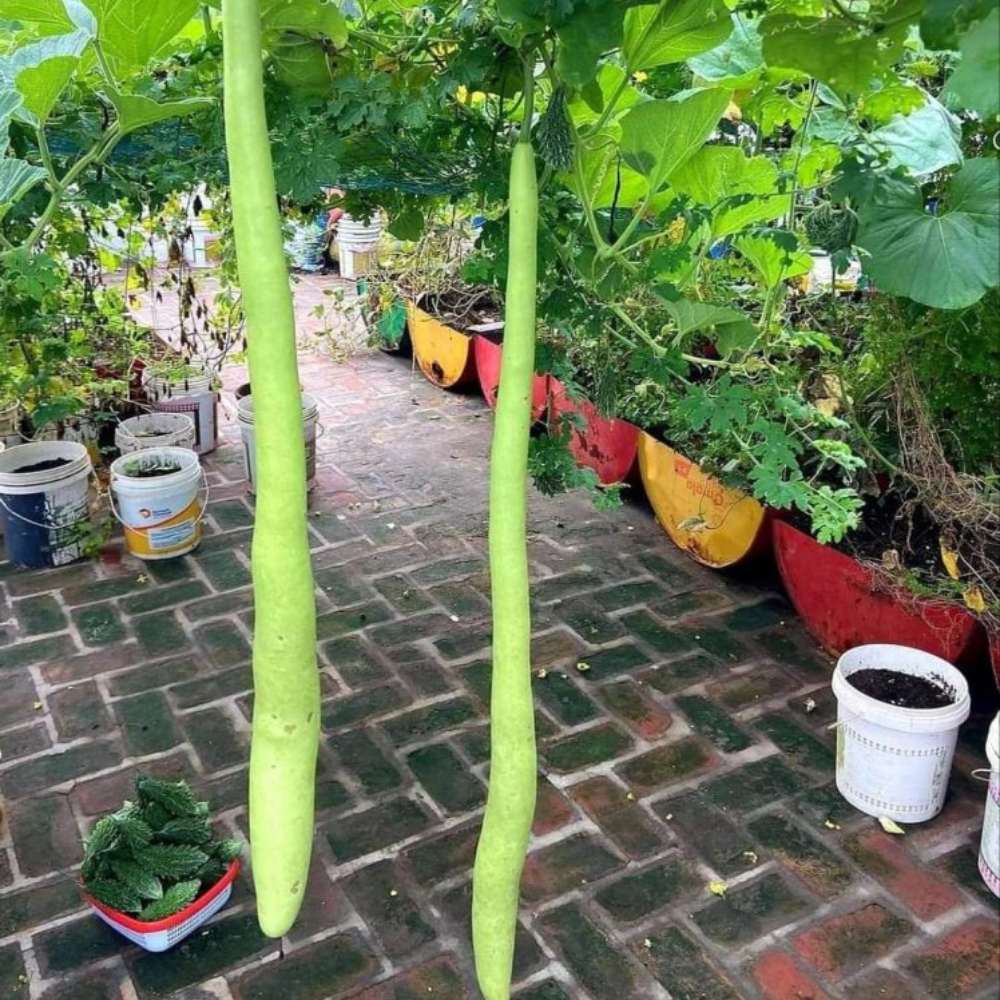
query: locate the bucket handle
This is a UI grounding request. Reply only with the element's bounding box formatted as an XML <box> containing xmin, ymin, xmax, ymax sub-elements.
<box><xmin>971</xmin><ymin>767</ymin><xmax>994</xmax><ymax>784</ymax></box>
<box><xmin>107</xmin><ymin>465</ymin><xmax>211</xmax><ymax>531</ymax></box>
<box><xmin>0</xmin><ymin>467</ymin><xmax>98</xmax><ymax>530</ymax></box>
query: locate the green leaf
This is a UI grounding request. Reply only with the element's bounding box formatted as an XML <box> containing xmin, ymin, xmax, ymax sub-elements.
<box><xmin>0</xmin><ymin>0</ymin><xmax>93</xmax><ymax>32</ymax></box>
<box><xmin>0</xmin><ymin>156</ymin><xmax>47</xmax><ymax>207</ymax></box>
<box><xmin>624</xmin><ymin>0</ymin><xmax>733</xmax><ymax>72</ymax></box>
<box><xmin>855</xmin><ymin>159</ymin><xmax>1000</xmax><ymax>309</ymax></box>
<box><xmin>110</xmin><ymin>859</ymin><xmax>164</xmax><ymax>900</ymax></box>
<box><xmin>138</xmin><ymin>879</ymin><xmax>201</xmax><ymax>921</ymax></box>
<box><xmin>573</xmin><ymin>127</ymin><xmax>648</xmax><ymax>209</ymax></box>
<box><xmin>137</xmin><ymin>843</ymin><xmax>209</xmax><ymax>878</ymax></box>
<box><xmin>942</xmin><ymin>9</ymin><xmax>999</xmax><ymax>120</ymax></box>
<box><xmin>82</xmin><ymin>0</ymin><xmax>200</xmax><ymax>72</ymax></box>
<box><xmin>0</xmin><ymin>28</ymin><xmax>91</xmax><ymax>123</ymax></box>
<box><xmin>556</xmin><ymin>3</ymin><xmax>625</xmax><ymax>87</ymax></box>
<box><xmin>869</xmin><ymin>95</ymin><xmax>962</xmax><ymax>176</ymax></box>
<box><xmin>662</xmin><ymin>297</ymin><xmax>755</xmax><ymax>355</ymax></box>
<box><xmin>85</xmin><ymin>877</ymin><xmax>142</xmax><ymax>913</ymax></box>
<box><xmin>261</xmin><ymin>0</ymin><xmax>347</xmax><ymax>46</ymax></box>
<box><xmin>735</xmin><ymin>230</ymin><xmax>812</xmax><ymax>289</ymax></box>
<box><xmin>621</xmin><ymin>88</ymin><xmax>732</xmax><ymax>195</ymax></box>
<box><xmin>920</xmin><ymin>0</ymin><xmax>995</xmax><ymax>48</ymax></box>
<box><xmin>688</xmin><ymin>14</ymin><xmax>763</xmax><ymax>87</ymax></box>
<box><xmin>108</xmin><ymin>91</ymin><xmax>214</xmax><ymax>136</ymax></box>
<box><xmin>670</xmin><ymin>145</ymin><xmax>789</xmax><ymax>239</ymax></box>
<box><xmin>567</xmin><ymin>63</ymin><xmax>640</xmax><ymax>128</ymax></box>
<box><xmin>270</xmin><ymin>36</ymin><xmax>333</xmax><ymax>93</ymax></box>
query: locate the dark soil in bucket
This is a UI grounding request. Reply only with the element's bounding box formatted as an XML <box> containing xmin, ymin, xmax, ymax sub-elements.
<box><xmin>124</xmin><ymin>463</ymin><xmax>182</xmax><ymax>479</ymax></box>
<box><xmin>13</xmin><ymin>457</ymin><xmax>71</xmax><ymax>474</ymax></box>
<box><xmin>847</xmin><ymin>668</ymin><xmax>955</xmax><ymax>709</ymax></box>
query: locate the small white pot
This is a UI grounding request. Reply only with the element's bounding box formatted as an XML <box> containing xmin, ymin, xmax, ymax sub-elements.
<box><xmin>979</xmin><ymin>713</ymin><xmax>999</xmax><ymax>896</ymax></box>
<box><xmin>832</xmin><ymin>644</ymin><xmax>970</xmax><ymax>823</ymax></box>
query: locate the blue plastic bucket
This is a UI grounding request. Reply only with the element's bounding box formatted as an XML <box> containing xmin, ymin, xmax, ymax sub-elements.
<box><xmin>0</xmin><ymin>441</ymin><xmax>93</xmax><ymax>569</ymax></box>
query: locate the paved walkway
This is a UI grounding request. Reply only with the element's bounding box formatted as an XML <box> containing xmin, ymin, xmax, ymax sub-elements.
<box><xmin>1</xmin><ymin>283</ymin><xmax>997</xmax><ymax>1000</ymax></box>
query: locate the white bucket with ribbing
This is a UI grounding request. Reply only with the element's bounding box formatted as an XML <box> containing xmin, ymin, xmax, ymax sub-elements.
<box><xmin>116</xmin><ymin>413</ymin><xmax>197</xmax><ymax>455</ymax></box>
<box><xmin>337</xmin><ymin>214</ymin><xmax>381</xmax><ymax>278</ymax></box>
<box><xmin>110</xmin><ymin>447</ymin><xmax>204</xmax><ymax>560</ymax></box>
<box><xmin>832</xmin><ymin>644</ymin><xmax>971</xmax><ymax>823</ymax></box>
<box><xmin>0</xmin><ymin>441</ymin><xmax>93</xmax><ymax>568</ymax></box>
<box><xmin>145</xmin><ymin>372</ymin><xmax>219</xmax><ymax>455</ymax></box>
<box><xmin>979</xmin><ymin>713</ymin><xmax>1000</xmax><ymax>896</ymax></box>
<box><xmin>237</xmin><ymin>393</ymin><xmax>319</xmax><ymax>493</ymax></box>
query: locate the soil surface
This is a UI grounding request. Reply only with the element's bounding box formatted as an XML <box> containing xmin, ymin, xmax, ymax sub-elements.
<box><xmin>847</xmin><ymin>667</ymin><xmax>955</xmax><ymax>708</ymax></box>
<box><xmin>123</xmin><ymin>463</ymin><xmax>182</xmax><ymax>479</ymax></box>
<box><xmin>12</xmin><ymin>457</ymin><xmax>71</xmax><ymax>474</ymax></box>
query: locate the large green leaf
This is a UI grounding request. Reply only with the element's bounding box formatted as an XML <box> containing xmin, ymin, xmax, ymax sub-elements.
<box><xmin>0</xmin><ymin>156</ymin><xmax>47</xmax><ymax>206</ymax></box>
<box><xmin>556</xmin><ymin>3</ymin><xmax>626</xmax><ymax>87</ymax></box>
<box><xmin>620</xmin><ymin>87</ymin><xmax>731</xmax><ymax>195</ymax></box>
<box><xmin>856</xmin><ymin>159</ymin><xmax>1000</xmax><ymax>309</ymax></box>
<box><xmin>670</xmin><ymin>145</ymin><xmax>789</xmax><ymax>239</ymax></box>
<box><xmin>571</xmin><ymin>127</ymin><xmax>647</xmax><ymax>210</ymax></box>
<box><xmin>567</xmin><ymin>64</ymin><xmax>641</xmax><ymax>127</ymax></box>
<box><xmin>869</xmin><ymin>95</ymin><xmax>962</xmax><ymax>176</ymax></box>
<box><xmin>82</xmin><ymin>0</ymin><xmax>199</xmax><ymax>72</ymax></box>
<box><xmin>0</xmin><ymin>28</ymin><xmax>90</xmax><ymax>123</ymax></box>
<box><xmin>920</xmin><ymin>0</ymin><xmax>996</xmax><ymax>48</ymax></box>
<box><xmin>942</xmin><ymin>9</ymin><xmax>999</xmax><ymax>120</ymax></box>
<box><xmin>0</xmin><ymin>90</ymin><xmax>22</xmax><ymax>150</ymax></box>
<box><xmin>688</xmin><ymin>14</ymin><xmax>763</xmax><ymax>87</ymax></box>
<box><xmin>624</xmin><ymin>0</ymin><xmax>733</xmax><ymax>72</ymax></box>
<box><xmin>0</xmin><ymin>0</ymin><xmax>93</xmax><ymax>32</ymax></box>
<box><xmin>261</xmin><ymin>0</ymin><xmax>347</xmax><ymax>46</ymax></box>
<box><xmin>109</xmin><ymin>91</ymin><xmax>214</xmax><ymax>135</ymax></box>
<box><xmin>761</xmin><ymin>14</ymin><xmax>904</xmax><ymax>98</ymax></box>
<box><xmin>662</xmin><ymin>297</ymin><xmax>755</xmax><ymax>355</ymax></box>
<box><xmin>735</xmin><ymin>230</ymin><xmax>811</xmax><ymax>289</ymax></box>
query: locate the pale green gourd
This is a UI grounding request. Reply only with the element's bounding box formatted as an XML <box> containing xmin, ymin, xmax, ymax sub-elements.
<box><xmin>222</xmin><ymin>0</ymin><xmax>320</xmax><ymax>938</ymax></box>
<box><xmin>471</xmin><ymin>66</ymin><xmax>539</xmax><ymax>1000</ymax></box>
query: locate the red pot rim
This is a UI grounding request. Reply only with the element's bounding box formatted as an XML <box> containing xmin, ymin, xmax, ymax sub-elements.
<box><xmin>82</xmin><ymin>860</ymin><xmax>240</xmax><ymax>933</ymax></box>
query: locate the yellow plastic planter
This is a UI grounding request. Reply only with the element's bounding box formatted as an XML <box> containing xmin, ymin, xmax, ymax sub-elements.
<box><xmin>406</xmin><ymin>302</ymin><xmax>478</xmax><ymax>389</ymax></box>
<box><xmin>638</xmin><ymin>432</ymin><xmax>770</xmax><ymax>568</ymax></box>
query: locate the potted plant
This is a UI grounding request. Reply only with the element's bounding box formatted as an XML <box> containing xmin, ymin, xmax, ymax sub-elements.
<box><xmin>81</xmin><ymin>776</ymin><xmax>242</xmax><ymax>952</ymax></box>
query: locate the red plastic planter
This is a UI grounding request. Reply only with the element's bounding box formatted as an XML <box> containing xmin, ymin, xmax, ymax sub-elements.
<box><xmin>548</xmin><ymin>378</ymin><xmax>639</xmax><ymax>486</ymax></box>
<box><xmin>472</xmin><ymin>335</ymin><xmax>548</xmax><ymax>422</ymax></box>
<box><xmin>989</xmin><ymin>632</ymin><xmax>1000</xmax><ymax>689</ymax></box>
<box><xmin>84</xmin><ymin>861</ymin><xmax>240</xmax><ymax>952</ymax></box>
<box><xmin>773</xmin><ymin>520</ymin><xmax>982</xmax><ymax>664</ymax></box>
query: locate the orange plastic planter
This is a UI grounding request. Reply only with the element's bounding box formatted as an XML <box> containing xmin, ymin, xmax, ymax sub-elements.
<box><xmin>638</xmin><ymin>432</ymin><xmax>771</xmax><ymax>568</ymax></box>
<box><xmin>406</xmin><ymin>302</ymin><xmax>478</xmax><ymax>389</ymax></box>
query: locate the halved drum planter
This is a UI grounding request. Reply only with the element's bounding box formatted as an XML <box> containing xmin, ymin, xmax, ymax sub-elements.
<box><xmin>548</xmin><ymin>379</ymin><xmax>639</xmax><ymax>486</ymax></box>
<box><xmin>406</xmin><ymin>302</ymin><xmax>478</xmax><ymax>389</ymax></box>
<box><xmin>473</xmin><ymin>335</ymin><xmax>548</xmax><ymax>422</ymax></box>
<box><xmin>773</xmin><ymin>520</ymin><xmax>982</xmax><ymax>663</ymax></box>
<box><xmin>637</xmin><ymin>432</ymin><xmax>771</xmax><ymax>568</ymax></box>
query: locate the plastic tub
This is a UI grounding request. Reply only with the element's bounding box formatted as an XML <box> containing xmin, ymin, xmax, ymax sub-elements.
<box><xmin>116</xmin><ymin>413</ymin><xmax>197</xmax><ymax>455</ymax></box>
<box><xmin>110</xmin><ymin>447</ymin><xmax>205</xmax><ymax>560</ymax></box>
<box><xmin>979</xmin><ymin>713</ymin><xmax>999</xmax><ymax>896</ymax></box>
<box><xmin>237</xmin><ymin>392</ymin><xmax>320</xmax><ymax>493</ymax></box>
<box><xmin>832</xmin><ymin>644</ymin><xmax>971</xmax><ymax>823</ymax></box>
<box><xmin>145</xmin><ymin>371</ymin><xmax>219</xmax><ymax>455</ymax></box>
<box><xmin>0</xmin><ymin>441</ymin><xmax>93</xmax><ymax>568</ymax></box>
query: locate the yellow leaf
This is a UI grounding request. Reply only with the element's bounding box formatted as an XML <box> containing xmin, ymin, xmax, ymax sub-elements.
<box><xmin>707</xmin><ymin>880</ymin><xmax>728</xmax><ymax>897</ymax></box>
<box><xmin>940</xmin><ymin>544</ymin><xmax>961</xmax><ymax>580</ymax></box>
<box><xmin>963</xmin><ymin>586</ymin><xmax>986</xmax><ymax>613</ymax></box>
<box><xmin>724</xmin><ymin>100</ymin><xmax>743</xmax><ymax>121</ymax></box>
<box><xmin>878</xmin><ymin>816</ymin><xmax>905</xmax><ymax>835</ymax></box>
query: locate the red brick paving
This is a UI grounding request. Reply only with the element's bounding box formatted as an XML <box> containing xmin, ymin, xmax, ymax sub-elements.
<box><xmin>0</xmin><ymin>278</ymin><xmax>998</xmax><ymax>998</ymax></box>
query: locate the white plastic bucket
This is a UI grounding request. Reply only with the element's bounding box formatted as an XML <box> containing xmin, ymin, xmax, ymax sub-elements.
<box><xmin>110</xmin><ymin>447</ymin><xmax>205</xmax><ymax>560</ymax></box>
<box><xmin>832</xmin><ymin>644</ymin><xmax>971</xmax><ymax>823</ymax></box>
<box><xmin>0</xmin><ymin>441</ymin><xmax>93</xmax><ymax>568</ymax></box>
<box><xmin>237</xmin><ymin>393</ymin><xmax>320</xmax><ymax>493</ymax></box>
<box><xmin>0</xmin><ymin>402</ymin><xmax>20</xmax><ymax>448</ymax></box>
<box><xmin>116</xmin><ymin>413</ymin><xmax>197</xmax><ymax>455</ymax></box>
<box><xmin>145</xmin><ymin>372</ymin><xmax>218</xmax><ymax>455</ymax></box>
<box><xmin>337</xmin><ymin>214</ymin><xmax>381</xmax><ymax>278</ymax></box>
<box><xmin>979</xmin><ymin>713</ymin><xmax>999</xmax><ymax>896</ymax></box>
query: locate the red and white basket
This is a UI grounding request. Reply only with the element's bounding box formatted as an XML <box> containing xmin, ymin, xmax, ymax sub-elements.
<box><xmin>83</xmin><ymin>861</ymin><xmax>240</xmax><ymax>952</ymax></box>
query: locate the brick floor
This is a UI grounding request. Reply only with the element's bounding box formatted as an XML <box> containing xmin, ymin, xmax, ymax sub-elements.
<box><xmin>1</xmin><ymin>277</ymin><xmax>998</xmax><ymax>999</ymax></box>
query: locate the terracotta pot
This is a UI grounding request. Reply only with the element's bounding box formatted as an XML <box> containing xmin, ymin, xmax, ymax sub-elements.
<box><xmin>407</xmin><ymin>302</ymin><xmax>477</xmax><ymax>389</ymax></box>
<box><xmin>637</xmin><ymin>432</ymin><xmax>772</xmax><ymax>568</ymax></box>
<box><xmin>773</xmin><ymin>520</ymin><xmax>983</xmax><ymax>664</ymax></box>
<box><xmin>547</xmin><ymin>378</ymin><xmax>639</xmax><ymax>486</ymax></box>
<box><xmin>473</xmin><ymin>335</ymin><xmax>548</xmax><ymax>422</ymax></box>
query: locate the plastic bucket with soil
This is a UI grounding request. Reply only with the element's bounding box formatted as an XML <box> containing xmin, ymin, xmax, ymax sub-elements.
<box><xmin>0</xmin><ymin>441</ymin><xmax>93</xmax><ymax>568</ymax></box>
<box><xmin>832</xmin><ymin>644</ymin><xmax>970</xmax><ymax>822</ymax></box>
<box><xmin>110</xmin><ymin>447</ymin><xmax>204</xmax><ymax>560</ymax></box>
<box><xmin>145</xmin><ymin>372</ymin><xmax>218</xmax><ymax>455</ymax></box>
<box><xmin>979</xmin><ymin>713</ymin><xmax>999</xmax><ymax>896</ymax></box>
<box><xmin>237</xmin><ymin>393</ymin><xmax>320</xmax><ymax>494</ymax></box>
<box><xmin>115</xmin><ymin>413</ymin><xmax>197</xmax><ymax>455</ymax></box>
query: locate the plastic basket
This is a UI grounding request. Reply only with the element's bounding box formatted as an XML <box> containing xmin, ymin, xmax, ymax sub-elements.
<box><xmin>83</xmin><ymin>861</ymin><xmax>240</xmax><ymax>952</ymax></box>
